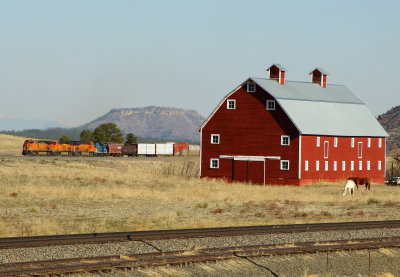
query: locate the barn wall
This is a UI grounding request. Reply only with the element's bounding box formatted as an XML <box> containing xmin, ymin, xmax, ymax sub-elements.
<box><xmin>301</xmin><ymin>135</ymin><xmax>386</xmax><ymax>184</ymax></box>
<box><xmin>200</xmin><ymin>83</ymin><xmax>300</xmax><ymax>184</ymax></box>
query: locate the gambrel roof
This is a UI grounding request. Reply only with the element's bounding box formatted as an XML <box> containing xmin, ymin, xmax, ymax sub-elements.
<box><xmin>200</xmin><ymin>77</ymin><xmax>388</xmax><ymax>137</ymax></box>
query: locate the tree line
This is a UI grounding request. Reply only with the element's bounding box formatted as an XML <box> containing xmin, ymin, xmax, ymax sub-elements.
<box><xmin>59</xmin><ymin>123</ymin><xmax>137</xmax><ymax>144</ymax></box>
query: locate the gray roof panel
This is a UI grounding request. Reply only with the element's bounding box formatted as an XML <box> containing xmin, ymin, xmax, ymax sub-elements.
<box><xmin>251</xmin><ymin>78</ymin><xmax>388</xmax><ymax>137</ymax></box>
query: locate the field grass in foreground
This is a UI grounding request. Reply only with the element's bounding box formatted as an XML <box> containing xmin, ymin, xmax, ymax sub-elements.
<box><xmin>0</xmin><ymin>134</ymin><xmax>400</xmax><ymax>237</ymax></box>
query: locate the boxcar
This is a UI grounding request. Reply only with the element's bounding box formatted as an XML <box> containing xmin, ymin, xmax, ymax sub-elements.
<box><xmin>106</xmin><ymin>143</ymin><xmax>123</xmax><ymax>157</ymax></box>
<box><xmin>122</xmin><ymin>143</ymin><xmax>138</xmax><ymax>156</ymax></box>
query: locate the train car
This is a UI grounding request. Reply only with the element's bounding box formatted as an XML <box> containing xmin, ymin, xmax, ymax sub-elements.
<box><xmin>156</xmin><ymin>143</ymin><xmax>173</xmax><ymax>155</ymax></box>
<box><xmin>137</xmin><ymin>143</ymin><xmax>156</xmax><ymax>156</ymax></box>
<box><xmin>173</xmin><ymin>142</ymin><xmax>189</xmax><ymax>156</ymax></box>
<box><xmin>122</xmin><ymin>143</ymin><xmax>138</xmax><ymax>157</ymax></box>
<box><xmin>22</xmin><ymin>139</ymin><xmax>59</xmax><ymax>156</ymax></box>
<box><xmin>94</xmin><ymin>143</ymin><xmax>107</xmax><ymax>156</ymax></box>
<box><xmin>106</xmin><ymin>143</ymin><xmax>123</xmax><ymax>157</ymax></box>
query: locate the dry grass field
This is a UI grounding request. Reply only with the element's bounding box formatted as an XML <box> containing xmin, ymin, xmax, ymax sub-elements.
<box><xmin>1</xmin><ymin>134</ymin><xmax>400</xmax><ymax>237</ymax></box>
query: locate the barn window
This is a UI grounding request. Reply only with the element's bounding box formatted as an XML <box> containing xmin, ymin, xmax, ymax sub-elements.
<box><xmin>359</xmin><ymin>161</ymin><xmax>362</xmax><ymax>170</ymax></box>
<box><xmin>305</xmin><ymin>160</ymin><xmax>309</xmax><ymax>171</ymax></box>
<box><xmin>378</xmin><ymin>138</ymin><xmax>382</xmax><ymax>148</ymax></box>
<box><xmin>281</xmin><ymin>135</ymin><xmax>290</xmax><ymax>146</ymax></box>
<box><xmin>351</xmin><ymin>161</ymin><xmax>354</xmax><ymax>171</ymax></box>
<box><xmin>333</xmin><ymin>161</ymin><xmax>337</xmax><ymax>171</ymax></box>
<box><xmin>210</xmin><ymin>134</ymin><xmax>220</xmax><ymax>144</ymax></box>
<box><xmin>247</xmin><ymin>81</ymin><xmax>256</xmax><ymax>92</ymax></box>
<box><xmin>378</xmin><ymin>161</ymin><xmax>382</xmax><ymax>170</ymax></box>
<box><xmin>266</xmin><ymin>100</ymin><xmax>275</xmax><ymax>110</ymax></box>
<box><xmin>324</xmin><ymin>161</ymin><xmax>328</xmax><ymax>171</ymax></box>
<box><xmin>227</xmin><ymin>99</ymin><xmax>236</xmax><ymax>110</ymax></box>
<box><xmin>316</xmin><ymin>161</ymin><xmax>320</xmax><ymax>171</ymax></box>
<box><xmin>358</xmin><ymin>142</ymin><xmax>363</xmax><ymax>158</ymax></box>
<box><xmin>334</xmin><ymin>137</ymin><xmax>338</xmax><ymax>147</ymax></box>
<box><xmin>280</xmin><ymin>160</ymin><xmax>289</xmax><ymax>170</ymax></box>
<box><xmin>367</xmin><ymin>161</ymin><xmax>370</xmax><ymax>170</ymax></box>
<box><xmin>367</xmin><ymin>138</ymin><xmax>371</xmax><ymax>148</ymax></box>
<box><xmin>316</xmin><ymin>137</ymin><xmax>320</xmax><ymax>147</ymax></box>
<box><xmin>342</xmin><ymin>161</ymin><xmax>346</xmax><ymax>171</ymax></box>
<box><xmin>210</xmin><ymin>159</ymin><xmax>219</xmax><ymax>169</ymax></box>
<box><xmin>324</xmin><ymin>141</ymin><xmax>329</xmax><ymax>158</ymax></box>
<box><xmin>351</xmin><ymin>138</ymin><xmax>355</xmax><ymax>148</ymax></box>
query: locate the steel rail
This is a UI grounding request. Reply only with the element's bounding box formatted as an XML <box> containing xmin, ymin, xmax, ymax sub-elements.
<box><xmin>1</xmin><ymin>236</ymin><xmax>400</xmax><ymax>276</ymax></box>
<box><xmin>1</xmin><ymin>220</ymin><xmax>400</xmax><ymax>249</ymax></box>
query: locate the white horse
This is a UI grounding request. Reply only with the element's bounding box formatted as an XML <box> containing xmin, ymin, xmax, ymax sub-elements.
<box><xmin>343</xmin><ymin>179</ymin><xmax>356</xmax><ymax>196</ymax></box>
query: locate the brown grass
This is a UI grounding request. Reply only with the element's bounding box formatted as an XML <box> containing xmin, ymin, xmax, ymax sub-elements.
<box><xmin>1</xmin><ymin>134</ymin><xmax>400</xmax><ymax>237</ymax></box>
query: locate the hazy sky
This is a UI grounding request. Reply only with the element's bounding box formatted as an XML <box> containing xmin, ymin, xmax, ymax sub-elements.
<box><xmin>1</xmin><ymin>1</ymin><xmax>399</xmax><ymax>126</ymax></box>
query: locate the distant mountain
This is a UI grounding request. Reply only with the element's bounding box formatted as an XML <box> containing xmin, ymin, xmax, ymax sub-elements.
<box><xmin>0</xmin><ymin>116</ymin><xmax>68</xmax><ymax>131</ymax></box>
<box><xmin>81</xmin><ymin>106</ymin><xmax>205</xmax><ymax>142</ymax></box>
<box><xmin>377</xmin><ymin>106</ymin><xmax>400</xmax><ymax>153</ymax></box>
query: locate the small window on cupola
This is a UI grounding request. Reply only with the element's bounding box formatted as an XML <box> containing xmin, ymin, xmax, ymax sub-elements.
<box><xmin>266</xmin><ymin>100</ymin><xmax>275</xmax><ymax>110</ymax></box>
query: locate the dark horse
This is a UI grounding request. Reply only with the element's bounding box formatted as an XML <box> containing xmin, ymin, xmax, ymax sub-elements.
<box><xmin>348</xmin><ymin>177</ymin><xmax>371</xmax><ymax>191</ymax></box>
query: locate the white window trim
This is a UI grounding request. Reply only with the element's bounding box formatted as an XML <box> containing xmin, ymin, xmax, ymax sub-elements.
<box><xmin>247</xmin><ymin>82</ymin><xmax>256</xmax><ymax>92</ymax></box>
<box><xmin>316</xmin><ymin>160</ymin><xmax>320</xmax><ymax>171</ymax></box>
<box><xmin>266</xmin><ymin>100</ymin><xmax>275</xmax><ymax>110</ymax></box>
<box><xmin>359</xmin><ymin>161</ymin><xmax>362</xmax><ymax>171</ymax></box>
<box><xmin>227</xmin><ymin>99</ymin><xmax>236</xmax><ymax>110</ymax></box>
<box><xmin>342</xmin><ymin>161</ymin><xmax>346</xmax><ymax>171</ymax></box>
<box><xmin>281</xmin><ymin>135</ymin><xmax>290</xmax><ymax>146</ymax></box>
<box><xmin>351</xmin><ymin>161</ymin><xmax>354</xmax><ymax>171</ymax></box>
<box><xmin>316</xmin><ymin>137</ymin><xmax>320</xmax><ymax>147</ymax></box>
<box><xmin>351</xmin><ymin>138</ymin><xmax>355</xmax><ymax>148</ymax></box>
<box><xmin>367</xmin><ymin>161</ymin><xmax>370</xmax><ymax>170</ymax></box>
<box><xmin>333</xmin><ymin>161</ymin><xmax>337</xmax><ymax>171</ymax></box>
<box><xmin>334</xmin><ymin>137</ymin><xmax>338</xmax><ymax>147</ymax></box>
<box><xmin>378</xmin><ymin>138</ymin><xmax>382</xmax><ymax>148</ymax></box>
<box><xmin>325</xmin><ymin>161</ymin><xmax>328</xmax><ymax>171</ymax></box>
<box><xmin>367</xmin><ymin>138</ymin><xmax>371</xmax><ymax>148</ymax></box>
<box><xmin>378</xmin><ymin>161</ymin><xmax>382</xmax><ymax>170</ymax></box>
<box><xmin>305</xmin><ymin>160</ymin><xmax>309</xmax><ymax>171</ymax></box>
<box><xmin>280</xmin><ymin>160</ymin><xmax>289</xmax><ymax>170</ymax></box>
<box><xmin>210</xmin><ymin>158</ymin><xmax>219</xmax><ymax>169</ymax></box>
<box><xmin>210</xmin><ymin>134</ymin><xmax>220</xmax><ymax>144</ymax></box>
<box><xmin>358</xmin><ymin>142</ymin><xmax>363</xmax><ymax>158</ymax></box>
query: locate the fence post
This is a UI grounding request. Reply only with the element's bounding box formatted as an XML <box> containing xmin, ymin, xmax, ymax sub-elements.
<box><xmin>368</xmin><ymin>249</ymin><xmax>371</xmax><ymax>277</ymax></box>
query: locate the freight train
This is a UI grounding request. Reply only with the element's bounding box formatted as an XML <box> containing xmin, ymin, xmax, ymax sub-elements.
<box><xmin>22</xmin><ymin>140</ymin><xmax>189</xmax><ymax>157</ymax></box>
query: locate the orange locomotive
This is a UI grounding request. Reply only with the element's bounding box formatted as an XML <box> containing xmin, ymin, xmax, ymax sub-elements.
<box><xmin>22</xmin><ymin>140</ymin><xmax>98</xmax><ymax>156</ymax></box>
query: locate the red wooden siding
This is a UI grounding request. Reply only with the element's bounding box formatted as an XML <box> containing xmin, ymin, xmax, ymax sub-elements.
<box><xmin>201</xmin><ymin>83</ymin><xmax>299</xmax><ymax>184</ymax></box>
<box><xmin>300</xmin><ymin>135</ymin><xmax>385</xmax><ymax>184</ymax></box>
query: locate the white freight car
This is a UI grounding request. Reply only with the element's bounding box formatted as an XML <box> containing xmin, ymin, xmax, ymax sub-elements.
<box><xmin>155</xmin><ymin>143</ymin><xmax>174</xmax><ymax>155</ymax></box>
<box><xmin>137</xmin><ymin>143</ymin><xmax>156</xmax><ymax>155</ymax></box>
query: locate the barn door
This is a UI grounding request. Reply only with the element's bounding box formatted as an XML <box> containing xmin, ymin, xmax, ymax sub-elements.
<box><xmin>233</xmin><ymin>160</ymin><xmax>265</xmax><ymax>184</ymax></box>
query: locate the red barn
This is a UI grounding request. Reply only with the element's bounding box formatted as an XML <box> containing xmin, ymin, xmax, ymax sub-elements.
<box><xmin>199</xmin><ymin>64</ymin><xmax>388</xmax><ymax>185</ymax></box>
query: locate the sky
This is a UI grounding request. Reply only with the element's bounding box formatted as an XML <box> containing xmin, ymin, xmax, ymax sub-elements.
<box><xmin>0</xmin><ymin>0</ymin><xmax>399</xmax><ymax>126</ymax></box>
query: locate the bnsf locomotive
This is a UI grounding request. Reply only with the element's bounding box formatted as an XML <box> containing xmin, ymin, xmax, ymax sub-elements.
<box><xmin>22</xmin><ymin>140</ymin><xmax>189</xmax><ymax>157</ymax></box>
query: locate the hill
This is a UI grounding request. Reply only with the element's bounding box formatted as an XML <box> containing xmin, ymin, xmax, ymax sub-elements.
<box><xmin>377</xmin><ymin>105</ymin><xmax>400</xmax><ymax>153</ymax></box>
<box><xmin>0</xmin><ymin>115</ymin><xmax>68</xmax><ymax>131</ymax></box>
<box><xmin>81</xmin><ymin>106</ymin><xmax>204</xmax><ymax>142</ymax></box>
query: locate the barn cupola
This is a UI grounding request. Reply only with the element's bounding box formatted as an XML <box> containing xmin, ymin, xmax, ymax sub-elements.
<box><xmin>267</xmin><ymin>64</ymin><xmax>287</xmax><ymax>85</ymax></box>
<box><xmin>310</xmin><ymin>67</ymin><xmax>329</xmax><ymax>88</ymax></box>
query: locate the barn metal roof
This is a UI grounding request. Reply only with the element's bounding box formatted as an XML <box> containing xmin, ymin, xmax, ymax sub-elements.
<box><xmin>251</xmin><ymin>78</ymin><xmax>388</xmax><ymax>137</ymax></box>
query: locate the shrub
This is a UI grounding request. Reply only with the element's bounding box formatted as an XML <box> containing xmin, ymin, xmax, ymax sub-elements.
<box><xmin>176</xmin><ymin>210</ymin><xmax>184</xmax><ymax>216</ymax></box>
<box><xmin>367</xmin><ymin>198</ymin><xmax>379</xmax><ymax>204</ymax></box>
<box><xmin>254</xmin><ymin>211</ymin><xmax>265</xmax><ymax>217</ymax></box>
<box><xmin>211</xmin><ymin>208</ymin><xmax>223</xmax><ymax>214</ymax></box>
<box><xmin>196</xmin><ymin>202</ymin><xmax>208</xmax><ymax>209</ymax></box>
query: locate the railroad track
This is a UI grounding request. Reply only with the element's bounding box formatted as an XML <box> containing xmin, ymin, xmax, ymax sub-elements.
<box><xmin>1</xmin><ymin>236</ymin><xmax>400</xmax><ymax>276</ymax></box>
<box><xmin>1</xmin><ymin>220</ymin><xmax>400</xmax><ymax>276</ymax></box>
<box><xmin>1</xmin><ymin>219</ymin><xmax>400</xmax><ymax>249</ymax></box>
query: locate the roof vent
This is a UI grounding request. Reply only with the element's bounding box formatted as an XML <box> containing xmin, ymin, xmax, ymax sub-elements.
<box><xmin>267</xmin><ymin>64</ymin><xmax>286</xmax><ymax>85</ymax></box>
<box><xmin>310</xmin><ymin>67</ymin><xmax>329</xmax><ymax>88</ymax></box>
